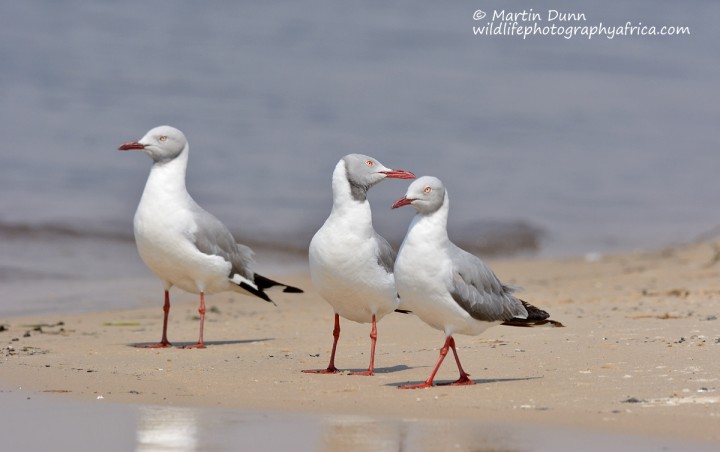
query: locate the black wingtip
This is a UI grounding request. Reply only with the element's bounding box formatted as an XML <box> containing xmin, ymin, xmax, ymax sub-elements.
<box><xmin>254</xmin><ymin>274</ymin><xmax>304</xmax><ymax>294</ymax></box>
<box><xmin>502</xmin><ymin>318</ymin><xmax>565</xmax><ymax>328</ymax></box>
<box><xmin>520</xmin><ymin>300</ymin><xmax>550</xmax><ymax>321</ymax></box>
<box><xmin>238</xmin><ymin>281</ymin><xmax>275</xmax><ymax>305</ymax></box>
<box><xmin>282</xmin><ymin>286</ymin><xmax>304</xmax><ymax>294</ymax></box>
<box><xmin>501</xmin><ymin>300</ymin><xmax>564</xmax><ymax>327</ymax></box>
<box><xmin>394</xmin><ymin>309</ymin><xmax>412</xmax><ymax>314</ymax></box>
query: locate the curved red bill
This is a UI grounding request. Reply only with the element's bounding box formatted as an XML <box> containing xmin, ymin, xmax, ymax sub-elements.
<box><xmin>381</xmin><ymin>169</ymin><xmax>416</xmax><ymax>179</ymax></box>
<box><xmin>392</xmin><ymin>196</ymin><xmax>414</xmax><ymax>209</ymax></box>
<box><xmin>118</xmin><ymin>141</ymin><xmax>145</xmax><ymax>151</ymax></box>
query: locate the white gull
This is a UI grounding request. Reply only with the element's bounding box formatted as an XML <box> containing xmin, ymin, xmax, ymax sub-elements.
<box><xmin>118</xmin><ymin>125</ymin><xmax>302</xmax><ymax>349</ymax></box>
<box><xmin>304</xmin><ymin>154</ymin><xmax>415</xmax><ymax>375</ymax></box>
<box><xmin>392</xmin><ymin>176</ymin><xmax>562</xmax><ymax>388</ymax></box>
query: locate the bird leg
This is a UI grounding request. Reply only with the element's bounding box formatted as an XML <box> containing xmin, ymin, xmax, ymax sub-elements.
<box><xmin>179</xmin><ymin>292</ymin><xmax>207</xmax><ymax>349</ymax></box>
<box><xmin>399</xmin><ymin>335</ymin><xmax>474</xmax><ymax>389</ymax></box>
<box><xmin>351</xmin><ymin>314</ymin><xmax>377</xmax><ymax>376</ymax></box>
<box><xmin>399</xmin><ymin>335</ymin><xmax>453</xmax><ymax>389</ymax></box>
<box><xmin>302</xmin><ymin>313</ymin><xmax>341</xmax><ymax>374</ymax></box>
<box><xmin>136</xmin><ymin>290</ymin><xmax>172</xmax><ymax>348</ymax></box>
<box><xmin>437</xmin><ymin>336</ymin><xmax>474</xmax><ymax>386</ymax></box>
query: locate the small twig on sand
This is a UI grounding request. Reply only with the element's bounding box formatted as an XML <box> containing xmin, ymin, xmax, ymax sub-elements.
<box><xmin>626</xmin><ymin>313</ymin><xmax>683</xmax><ymax>320</ymax></box>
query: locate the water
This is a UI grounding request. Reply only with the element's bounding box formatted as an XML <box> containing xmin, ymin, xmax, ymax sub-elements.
<box><xmin>1</xmin><ymin>1</ymin><xmax>719</xmax><ymax>314</ymax></box>
<box><xmin>2</xmin><ymin>389</ymin><xmax>716</xmax><ymax>451</ymax></box>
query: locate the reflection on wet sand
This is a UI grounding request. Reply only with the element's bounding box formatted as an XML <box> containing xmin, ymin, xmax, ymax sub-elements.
<box><xmin>133</xmin><ymin>407</ymin><xmax>516</xmax><ymax>452</ymax></box>
<box><xmin>133</xmin><ymin>405</ymin><xmax>520</xmax><ymax>452</ymax></box>
<box><xmin>133</xmin><ymin>403</ymin><xmax>323</xmax><ymax>451</ymax></box>
<box><xmin>136</xmin><ymin>406</ymin><xmax>198</xmax><ymax>451</ymax></box>
<box><xmin>319</xmin><ymin>416</ymin><xmax>517</xmax><ymax>452</ymax></box>
<box><xmin>319</xmin><ymin>416</ymin><xmax>404</xmax><ymax>452</ymax></box>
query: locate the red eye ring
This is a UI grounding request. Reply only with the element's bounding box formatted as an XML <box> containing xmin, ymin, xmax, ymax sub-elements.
<box><xmin>366</xmin><ymin>160</ymin><xmax>374</xmax><ymax>167</ymax></box>
<box><xmin>424</xmin><ymin>186</ymin><xmax>432</xmax><ymax>193</ymax></box>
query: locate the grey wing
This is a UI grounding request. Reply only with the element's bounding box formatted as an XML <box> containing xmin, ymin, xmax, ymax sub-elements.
<box><xmin>190</xmin><ymin>208</ymin><xmax>255</xmax><ymax>280</ymax></box>
<box><xmin>373</xmin><ymin>230</ymin><xmax>396</xmax><ymax>274</ymax></box>
<box><xmin>448</xmin><ymin>245</ymin><xmax>527</xmax><ymax>322</ymax></box>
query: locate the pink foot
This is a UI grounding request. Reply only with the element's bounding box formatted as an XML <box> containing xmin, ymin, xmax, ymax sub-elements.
<box><xmin>178</xmin><ymin>342</ymin><xmax>206</xmax><ymax>349</ymax></box>
<box><xmin>135</xmin><ymin>341</ymin><xmax>172</xmax><ymax>349</ymax></box>
<box><xmin>437</xmin><ymin>375</ymin><xmax>475</xmax><ymax>386</ymax></box>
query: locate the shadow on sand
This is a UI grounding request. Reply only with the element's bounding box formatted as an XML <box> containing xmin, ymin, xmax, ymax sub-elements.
<box><xmin>346</xmin><ymin>365</ymin><xmax>412</xmax><ymax>374</ymax></box>
<box><xmin>385</xmin><ymin>375</ymin><xmax>543</xmax><ymax>388</ymax></box>
<box><xmin>128</xmin><ymin>338</ymin><xmax>274</xmax><ymax>348</ymax></box>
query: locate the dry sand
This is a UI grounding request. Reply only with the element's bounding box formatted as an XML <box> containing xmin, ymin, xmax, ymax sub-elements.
<box><xmin>2</xmin><ymin>242</ymin><xmax>720</xmax><ymax>445</ymax></box>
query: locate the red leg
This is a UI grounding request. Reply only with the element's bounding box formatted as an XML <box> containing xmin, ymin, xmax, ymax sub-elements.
<box><xmin>136</xmin><ymin>290</ymin><xmax>172</xmax><ymax>348</ymax></box>
<box><xmin>351</xmin><ymin>314</ymin><xmax>377</xmax><ymax>376</ymax></box>
<box><xmin>399</xmin><ymin>336</ymin><xmax>454</xmax><ymax>389</ymax></box>
<box><xmin>179</xmin><ymin>292</ymin><xmax>207</xmax><ymax>349</ymax></box>
<box><xmin>436</xmin><ymin>337</ymin><xmax>474</xmax><ymax>386</ymax></box>
<box><xmin>303</xmin><ymin>313</ymin><xmax>341</xmax><ymax>374</ymax></box>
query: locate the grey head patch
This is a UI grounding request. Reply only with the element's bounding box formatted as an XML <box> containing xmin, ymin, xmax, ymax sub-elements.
<box><xmin>348</xmin><ymin>178</ymin><xmax>369</xmax><ymax>202</ymax></box>
<box><xmin>343</xmin><ymin>154</ymin><xmax>387</xmax><ymax>202</ymax></box>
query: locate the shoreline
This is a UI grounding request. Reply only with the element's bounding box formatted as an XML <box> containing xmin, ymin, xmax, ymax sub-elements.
<box><xmin>2</xmin><ymin>243</ymin><xmax>720</xmax><ymax>444</ymax></box>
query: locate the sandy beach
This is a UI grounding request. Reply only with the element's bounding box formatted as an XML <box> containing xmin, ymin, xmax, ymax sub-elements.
<box><xmin>2</xmin><ymin>242</ymin><xmax>720</xmax><ymax>447</ymax></box>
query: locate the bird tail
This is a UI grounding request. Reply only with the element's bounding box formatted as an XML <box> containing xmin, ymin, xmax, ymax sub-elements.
<box><xmin>253</xmin><ymin>274</ymin><xmax>304</xmax><ymax>294</ymax></box>
<box><xmin>502</xmin><ymin>300</ymin><xmax>565</xmax><ymax>328</ymax></box>
<box><xmin>229</xmin><ymin>272</ymin><xmax>302</xmax><ymax>306</ymax></box>
<box><xmin>230</xmin><ymin>275</ymin><xmax>275</xmax><ymax>305</ymax></box>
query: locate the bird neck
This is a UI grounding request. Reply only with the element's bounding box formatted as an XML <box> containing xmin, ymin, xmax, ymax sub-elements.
<box><xmin>405</xmin><ymin>192</ymin><xmax>450</xmax><ymax>246</ymax></box>
<box><xmin>328</xmin><ymin>161</ymin><xmax>373</xmax><ymax>233</ymax></box>
<box><xmin>331</xmin><ymin>160</ymin><xmax>370</xmax><ymax>207</ymax></box>
<box><xmin>141</xmin><ymin>145</ymin><xmax>192</xmax><ymax>204</ymax></box>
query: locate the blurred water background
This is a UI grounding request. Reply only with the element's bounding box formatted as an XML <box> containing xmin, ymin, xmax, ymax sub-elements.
<box><xmin>1</xmin><ymin>0</ymin><xmax>718</xmax><ymax>315</ymax></box>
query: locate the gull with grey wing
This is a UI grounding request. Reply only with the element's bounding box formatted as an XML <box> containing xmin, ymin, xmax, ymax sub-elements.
<box><xmin>118</xmin><ymin>125</ymin><xmax>302</xmax><ymax>349</ymax></box>
<box><xmin>305</xmin><ymin>154</ymin><xmax>415</xmax><ymax>375</ymax></box>
<box><xmin>392</xmin><ymin>176</ymin><xmax>562</xmax><ymax>389</ymax></box>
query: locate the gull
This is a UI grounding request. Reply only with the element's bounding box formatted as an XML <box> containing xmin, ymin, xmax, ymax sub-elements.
<box><xmin>304</xmin><ymin>154</ymin><xmax>415</xmax><ymax>375</ymax></box>
<box><xmin>392</xmin><ymin>176</ymin><xmax>563</xmax><ymax>388</ymax></box>
<box><xmin>118</xmin><ymin>125</ymin><xmax>302</xmax><ymax>349</ymax></box>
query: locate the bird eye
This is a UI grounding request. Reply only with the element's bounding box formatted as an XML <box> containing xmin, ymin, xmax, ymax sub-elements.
<box><xmin>159</xmin><ymin>135</ymin><xmax>168</xmax><ymax>142</ymax></box>
<box><xmin>365</xmin><ymin>160</ymin><xmax>374</xmax><ymax>167</ymax></box>
<box><xmin>424</xmin><ymin>186</ymin><xmax>432</xmax><ymax>193</ymax></box>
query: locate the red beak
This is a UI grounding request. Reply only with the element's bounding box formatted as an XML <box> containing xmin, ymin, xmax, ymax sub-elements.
<box><xmin>391</xmin><ymin>196</ymin><xmax>414</xmax><ymax>209</ymax></box>
<box><xmin>381</xmin><ymin>169</ymin><xmax>416</xmax><ymax>180</ymax></box>
<box><xmin>118</xmin><ymin>141</ymin><xmax>145</xmax><ymax>151</ymax></box>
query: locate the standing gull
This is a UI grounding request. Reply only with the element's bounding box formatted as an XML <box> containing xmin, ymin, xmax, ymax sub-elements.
<box><xmin>392</xmin><ymin>176</ymin><xmax>562</xmax><ymax>388</ymax></box>
<box><xmin>118</xmin><ymin>125</ymin><xmax>302</xmax><ymax>349</ymax></box>
<box><xmin>304</xmin><ymin>154</ymin><xmax>415</xmax><ymax>375</ymax></box>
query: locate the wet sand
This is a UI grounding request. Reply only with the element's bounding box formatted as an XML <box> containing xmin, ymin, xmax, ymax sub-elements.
<box><xmin>2</xmin><ymin>242</ymin><xmax>720</xmax><ymax>447</ymax></box>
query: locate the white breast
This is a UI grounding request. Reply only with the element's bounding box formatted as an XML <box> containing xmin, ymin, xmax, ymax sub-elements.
<box><xmin>395</xmin><ymin>215</ymin><xmax>496</xmax><ymax>337</ymax></box>
<box><xmin>133</xmin><ymin>163</ymin><xmax>232</xmax><ymax>295</ymax></box>
<box><xmin>309</xmin><ymin>215</ymin><xmax>398</xmax><ymax>324</ymax></box>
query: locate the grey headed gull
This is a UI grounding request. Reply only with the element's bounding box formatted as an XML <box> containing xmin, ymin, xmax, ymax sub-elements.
<box><xmin>392</xmin><ymin>176</ymin><xmax>563</xmax><ymax>388</ymax></box>
<box><xmin>118</xmin><ymin>125</ymin><xmax>303</xmax><ymax>349</ymax></box>
<box><xmin>304</xmin><ymin>154</ymin><xmax>415</xmax><ymax>375</ymax></box>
